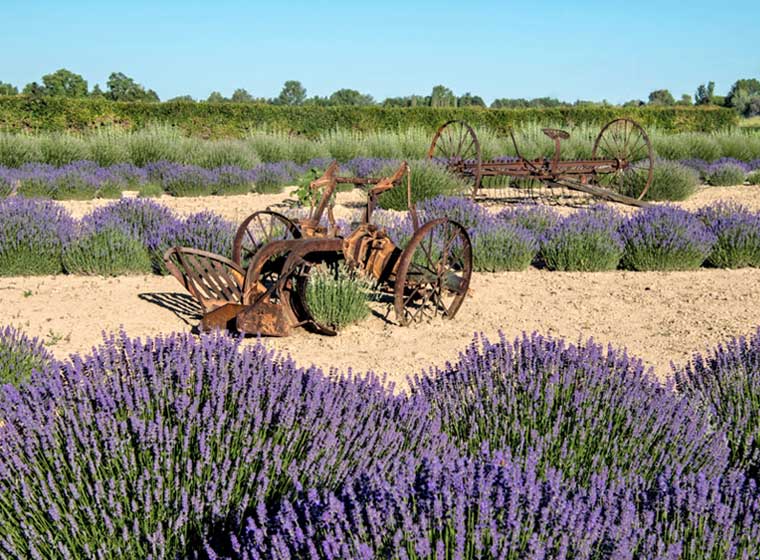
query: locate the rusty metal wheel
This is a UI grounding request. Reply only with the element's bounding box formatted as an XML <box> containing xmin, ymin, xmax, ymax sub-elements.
<box><xmin>233</xmin><ymin>210</ymin><xmax>300</xmax><ymax>268</ymax></box>
<box><xmin>393</xmin><ymin>218</ymin><xmax>472</xmax><ymax>326</ymax></box>
<box><xmin>427</xmin><ymin>120</ymin><xmax>483</xmax><ymax>199</ymax></box>
<box><xmin>592</xmin><ymin>118</ymin><xmax>654</xmax><ymax>200</ymax></box>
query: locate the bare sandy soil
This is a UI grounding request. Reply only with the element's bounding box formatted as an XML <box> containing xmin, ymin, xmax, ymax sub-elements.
<box><xmin>2</xmin><ymin>183</ymin><xmax>759</xmax><ymax>387</ymax></box>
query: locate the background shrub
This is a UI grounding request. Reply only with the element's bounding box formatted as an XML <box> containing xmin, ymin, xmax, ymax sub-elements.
<box><xmin>540</xmin><ymin>206</ymin><xmax>624</xmax><ymax>271</ymax></box>
<box><xmin>377</xmin><ymin>160</ymin><xmax>467</xmax><ymax>210</ymax></box>
<box><xmin>0</xmin><ymin>325</ymin><xmax>53</xmax><ymax>386</ymax></box>
<box><xmin>620</xmin><ymin>205</ymin><xmax>716</xmax><ymax>270</ymax></box>
<box><xmin>0</xmin><ymin>198</ymin><xmax>74</xmax><ymax>275</ymax></box>
<box><xmin>472</xmin><ymin>223</ymin><xmax>537</xmax><ymax>271</ymax></box>
<box><xmin>631</xmin><ymin>160</ymin><xmax>700</xmax><ymax>201</ymax></box>
<box><xmin>63</xmin><ymin>227</ymin><xmax>153</xmax><ymax>275</ymax></box>
<box><xmin>698</xmin><ymin>203</ymin><xmax>760</xmax><ymax>268</ymax></box>
<box><xmin>706</xmin><ymin>162</ymin><xmax>747</xmax><ymax>186</ymax></box>
<box><xmin>495</xmin><ymin>204</ymin><xmax>560</xmax><ymax>235</ymax></box>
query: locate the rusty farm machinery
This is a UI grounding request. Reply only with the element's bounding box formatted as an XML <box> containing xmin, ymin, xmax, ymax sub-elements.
<box><xmin>164</xmin><ymin>161</ymin><xmax>472</xmax><ymax>336</ymax></box>
<box><xmin>427</xmin><ymin>118</ymin><xmax>654</xmax><ymax>207</ymax></box>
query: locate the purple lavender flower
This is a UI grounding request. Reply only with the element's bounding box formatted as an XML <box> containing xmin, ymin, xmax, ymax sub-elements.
<box><xmin>0</xmin><ymin>325</ymin><xmax>54</xmax><ymax>386</ymax></box>
<box><xmin>540</xmin><ymin>205</ymin><xmax>624</xmax><ymax>271</ymax></box>
<box><xmin>0</xmin><ymin>198</ymin><xmax>75</xmax><ymax>275</ymax></box>
<box><xmin>697</xmin><ymin>202</ymin><xmax>760</xmax><ymax>268</ymax></box>
<box><xmin>620</xmin><ymin>205</ymin><xmax>716</xmax><ymax>270</ymax></box>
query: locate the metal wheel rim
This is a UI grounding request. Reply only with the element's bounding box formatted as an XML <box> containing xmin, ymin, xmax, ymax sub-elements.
<box><xmin>427</xmin><ymin>120</ymin><xmax>483</xmax><ymax>199</ymax></box>
<box><xmin>592</xmin><ymin>118</ymin><xmax>654</xmax><ymax>200</ymax></box>
<box><xmin>393</xmin><ymin>218</ymin><xmax>472</xmax><ymax>326</ymax></box>
<box><xmin>232</xmin><ymin>210</ymin><xmax>300</xmax><ymax>267</ymax></box>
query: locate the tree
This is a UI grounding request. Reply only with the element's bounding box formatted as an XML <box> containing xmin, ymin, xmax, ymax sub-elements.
<box><xmin>22</xmin><ymin>82</ymin><xmax>44</xmax><ymax>96</ymax></box>
<box><xmin>39</xmin><ymin>68</ymin><xmax>88</xmax><ymax>97</ymax></box>
<box><xmin>230</xmin><ymin>88</ymin><xmax>254</xmax><ymax>103</ymax></box>
<box><xmin>622</xmin><ymin>99</ymin><xmax>645</xmax><ymax>107</ymax></box>
<box><xmin>726</xmin><ymin>79</ymin><xmax>760</xmax><ymax>116</ymax></box>
<box><xmin>275</xmin><ymin>80</ymin><xmax>306</xmax><ymax>106</ymax></box>
<box><xmin>206</xmin><ymin>91</ymin><xmax>226</xmax><ymax>103</ymax></box>
<box><xmin>90</xmin><ymin>84</ymin><xmax>105</xmax><ymax>98</ymax></box>
<box><xmin>747</xmin><ymin>97</ymin><xmax>760</xmax><ymax>118</ymax></box>
<box><xmin>166</xmin><ymin>95</ymin><xmax>195</xmax><ymax>103</ymax></box>
<box><xmin>695</xmin><ymin>81</ymin><xmax>715</xmax><ymax>105</ymax></box>
<box><xmin>457</xmin><ymin>92</ymin><xmax>486</xmax><ymax>107</ymax></box>
<box><xmin>0</xmin><ymin>81</ymin><xmax>18</xmax><ymax>96</ymax></box>
<box><xmin>647</xmin><ymin>89</ymin><xmax>675</xmax><ymax>106</ymax></box>
<box><xmin>328</xmin><ymin>88</ymin><xmax>374</xmax><ymax>106</ymax></box>
<box><xmin>106</xmin><ymin>72</ymin><xmax>159</xmax><ymax>102</ymax></box>
<box><xmin>676</xmin><ymin>94</ymin><xmax>692</xmax><ymax>106</ymax></box>
<box><xmin>430</xmin><ymin>85</ymin><xmax>456</xmax><ymax>107</ymax></box>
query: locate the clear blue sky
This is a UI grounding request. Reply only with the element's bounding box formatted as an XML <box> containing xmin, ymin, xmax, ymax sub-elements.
<box><xmin>2</xmin><ymin>0</ymin><xmax>758</xmax><ymax>104</ymax></box>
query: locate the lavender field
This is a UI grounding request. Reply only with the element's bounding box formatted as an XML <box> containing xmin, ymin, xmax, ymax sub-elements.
<box><xmin>1</xmin><ymin>325</ymin><xmax>760</xmax><ymax>558</ymax></box>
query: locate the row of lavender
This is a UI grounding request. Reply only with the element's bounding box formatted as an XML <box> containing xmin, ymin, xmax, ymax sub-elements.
<box><xmin>1</xmin><ymin>324</ymin><xmax>760</xmax><ymax>557</ymax></box>
<box><xmin>1</xmin><ymin>157</ymin><xmax>759</xmax><ymax>202</ymax></box>
<box><xmin>2</xmin><ymin>196</ymin><xmax>760</xmax><ymax>277</ymax></box>
<box><xmin>0</xmin><ymin>158</ymin><xmax>396</xmax><ymax>200</ymax></box>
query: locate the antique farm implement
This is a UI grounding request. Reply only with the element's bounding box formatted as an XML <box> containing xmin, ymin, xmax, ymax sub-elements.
<box><xmin>164</xmin><ymin>161</ymin><xmax>472</xmax><ymax>336</ymax></box>
<box><xmin>427</xmin><ymin>118</ymin><xmax>654</xmax><ymax>207</ymax></box>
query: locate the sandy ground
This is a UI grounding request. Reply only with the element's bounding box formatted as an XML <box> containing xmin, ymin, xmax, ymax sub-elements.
<box><xmin>2</xmin><ymin>183</ymin><xmax>759</xmax><ymax>387</ymax></box>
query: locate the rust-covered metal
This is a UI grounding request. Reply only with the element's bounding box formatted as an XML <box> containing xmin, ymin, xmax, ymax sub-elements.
<box><xmin>164</xmin><ymin>161</ymin><xmax>473</xmax><ymax>336</ymax></box>
<box><xmin>428</xmin><ymin>118</ymin><xmax>654</xmax><ymax>207</ymax></box>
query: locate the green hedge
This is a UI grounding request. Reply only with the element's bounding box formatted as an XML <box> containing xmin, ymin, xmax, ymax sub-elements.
<box><xmin>0</xmin><ymin>96</ymin><xmax>738</xmax><ymax>138</ymax></box>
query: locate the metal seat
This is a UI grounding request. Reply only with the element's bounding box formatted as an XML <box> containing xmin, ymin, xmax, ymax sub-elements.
<box><xmin>542</xmin><ymin>128</ymin><xmax>570</xmax><ymax>140</ymax></box>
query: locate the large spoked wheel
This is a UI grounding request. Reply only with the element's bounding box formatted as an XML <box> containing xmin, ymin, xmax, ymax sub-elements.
<box><xmin>592</xmin><ymin>118</ymin><xmax>654</xmax><ymax>200</ymax></box>
<box><xmin>233</xmin><ymin>210</ymin><xmax>300</xmax><ymax>268</ymax></box>
<box><xmin>427</xmin><ymin>120</ymin><xmax>483</xmax><ymax>200</ymax></box>
<box><xmin>394</xmin><ymin>218</ymin><xmax>472</xmax><ymax>326</ymax></box>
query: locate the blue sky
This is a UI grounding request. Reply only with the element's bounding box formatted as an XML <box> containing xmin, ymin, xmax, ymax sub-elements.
<box><xmin>2</xmin><ymin>0</ymin><xmax>758</xmax><ymax>104</ymax></box>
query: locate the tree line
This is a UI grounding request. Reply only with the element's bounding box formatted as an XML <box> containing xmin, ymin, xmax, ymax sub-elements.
<box><xmin>0</xmin><ymin>69</ymin><xmax>758</xmax><ymax>117</ymax></box>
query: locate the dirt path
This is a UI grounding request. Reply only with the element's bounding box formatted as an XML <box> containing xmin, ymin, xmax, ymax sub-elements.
<box><xmin>2</xmin><ymin>269</ymin><xmax>758</xmax><ymax>387</ymax></box>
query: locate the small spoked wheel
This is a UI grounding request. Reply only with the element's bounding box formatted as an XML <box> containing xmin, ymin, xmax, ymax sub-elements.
<box><xmin>233</xmin><ymin>210</ymin><xmax>300</xmax><ymax>268</ymax></box>
<box><xmin>592</xmin><ymin>118</ymin><xmax>654</xmax><ymax>200</ymax></box>
<box><xmin>394</xmin><ymin>218</ymin><xmax>472</xmax><ymax>326</ymax></box>
<box><xmin>427</xmin><ymin>120</ymin><xmax>483</xmax><ymax>199</ymax></box>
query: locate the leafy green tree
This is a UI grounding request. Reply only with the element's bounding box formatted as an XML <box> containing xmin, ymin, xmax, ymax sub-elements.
<box><xmin>622</xmin><ymin>99</ymin><xmax>645</xmax><ymax>107</ymax></box>
<box><xmin>695</xmin><ymin>81</ymin><xmax>715</xmax><ymax>105</ymax></box>
<box><xmin>726</xmin><ymin>79</ymin><xmax>760</xmax><ymax>116</ymax></box>
<box><xmin>457</xmin><ymin>92</ymin><xmax>485</xmax><ymax>107</ymax></box>
<box><xmin>230</xmin><ymin>88</ymin><xmax>254</xmax><ymax>103</ymax></box>
<box><xmin>676</xmin><ymin>94</ymin><xmax>693</xmax><ymax>106</ymax></box>
<box><xmin>90</xmin><ymin>84</ymin><xmax>106</xmax><ymax>98</ymax></box>
<box><xmin>275</xmin><ymin>80</ymin><xmax>306</xmax><ymax>106</ymax></box>
<box><xmin>647</xmin><ymin>89</ymin><xmax>675</xmax><ymax>106</ymax></box>
<box><xmin>430</xmin><ymin>85</ymin><xmax>456</xmax><ymax>107</ymax></box>
<box><xmin>206</xmin><ymin>91</ymin><xmax>226</xmax><ymax>103</ymax></box>
<box><xmin>106</xmin><ymin>72</ymin><xmax>159</xmax><ymax>102</ymax></box>
<box><xmin>491</xmin><ymin>98</ymin><xmax>530</xmax><ymax>108</ymax></box>
<box><xmin>39</xmin><ymin>68</ymin><xmax>88</xmax><ymax>97</ymax></box>
<box><xmin>166</xmin><ymin>95</ymin><xmax>195</xmax><ymax>103</ymax></box>
<box><xmin>22</xmin><ymin>82</ymin><xmax>43</xmax><ymax>96</ymax></box>
<box><xmin>328</xmin><ymin>88</ymin><xmax>374</xmax><ymax>106</ymax></box>
<box><xmin>0</xmin><ymin>81</ymin><xmax>18</xmax><ymax>96</ymax></box>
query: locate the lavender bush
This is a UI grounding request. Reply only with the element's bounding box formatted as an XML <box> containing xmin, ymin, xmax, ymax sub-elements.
<box><xmin>62</xmin><ymin>228</ymin><xmax>153</xmax><ymax>276</ymax></box>
<box><xmin>377</xmin><ymin>161</ymin><xmax>467</xmax><ymax>211</ymax></box>
<box><xmin>698</xmin><ymin>203</ymin><xmax>760</xmax><ymax>268</ymax></box>
<box><xmin>620</xmin><ymin>205</ymin><xmax>716</xmax><ymax>271</ymax></box>
<box><xmin>495</xmin><ymin>204</ymin><xmax>561</xmax><ymax>235</ymax></box>
<box><xmin>705</xmin><ymin>163</ymin><xmax>748</xmax><ymax>186</ymax></box>
<box><xmin>540</xmin><ymin>206</ymin><xmax>624</xmax><ymax>271</ymax></box>
<box><xmin>231</xmin><ymin>457</ymin><xmax>760</xmax><ymax>560</ymax></box>
<box><xmin>0</xmin><ymin>325</ymin><xmax>53</xmax><ymax>385</ymax></box>
<box><xmin>412</xmin><ymin>332</ymin><xmax>728</xmax><ymax>487</ymax></box>
<box><xmin>0</xmin><ymin>331</ymin><xmax>447</xmax><ymax>558</ymax></box>
<box><xmin>631</xmin><ymin>160</ymin><xmax>699</xmax><ymax>202</ymax></box>
<box><xmin>472</xmin><ymin>222</ymin><xmax>538</xmax><ymax>272</ymax></box>
<box><xmin>748</xmin><ymin>170</ymin><xmax>760</xmax><ymax>185</ymax></box>
<box><xmin>0</xmin><ymin>198</ymin><xmax>75</xmax><ymax>275</ymax></box>
<box><xmin>676</xmin><ymin>327</ymin><xmax>760</xmax><ymax>478</ymax></box>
